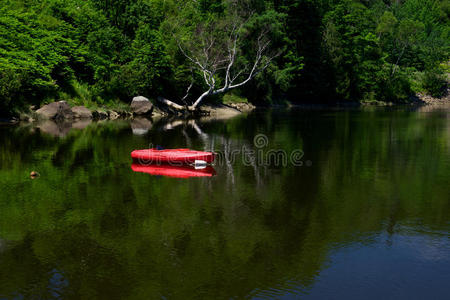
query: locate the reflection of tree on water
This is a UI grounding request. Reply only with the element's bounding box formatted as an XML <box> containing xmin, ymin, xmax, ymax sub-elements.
<box><xmin>0</xmin><ymin>110</ymin><xmax>449</xmax><ymax>299</ymax></box>
<box><xmin>160</xmin><ymin>118</ymin><xmax>264</xmax><ymax>192</ymax></box>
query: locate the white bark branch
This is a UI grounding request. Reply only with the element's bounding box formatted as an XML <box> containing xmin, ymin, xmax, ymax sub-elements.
<box><xmin>157</xmin><ymin>96</ymin><xmax>186</xmax><ymax>111</ymax></box>
<box><xmin>165</xmin><ymin>13</ymin><xmax>280</xmax><ymax>112</ymax></box>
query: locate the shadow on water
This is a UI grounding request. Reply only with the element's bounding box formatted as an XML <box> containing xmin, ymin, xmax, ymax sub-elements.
<box><xmin>0</xmin><ymin>108</ymin><xmax>449</xmax><ymax>299</ymax></box>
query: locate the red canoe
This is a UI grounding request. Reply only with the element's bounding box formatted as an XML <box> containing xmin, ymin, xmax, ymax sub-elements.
<box><xmin>131</xmin><ymin>164</ymin><xmax>216</xmax><ymax>178</ymax></box>
<box><xmin>131</xmin><ymin>149</ymin><xmax>215</xmax><ymax>165</ymax></box>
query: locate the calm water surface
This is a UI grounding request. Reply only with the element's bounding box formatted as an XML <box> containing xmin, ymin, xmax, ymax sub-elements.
<box><xmin>0</xmin><ymin>108</ymin><xmax>449</xmax><ymax>299</ymax></box>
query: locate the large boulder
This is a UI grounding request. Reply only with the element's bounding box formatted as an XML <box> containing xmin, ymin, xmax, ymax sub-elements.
<box><xmin>36</xmin><ymin>101</ymin><xmax>74</xmax><ymax>120</ymax></box>
<box><xmin>131</xmin><ymin>96</ymin><xmax>153</xmax><ymax>115</ymax></box>
<box><xmin>71</xmin><ymin>106</ymin><xmax>92</xmax><ymax>119</ymax></box>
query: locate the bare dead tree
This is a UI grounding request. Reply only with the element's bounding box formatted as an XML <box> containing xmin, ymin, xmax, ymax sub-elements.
<box><xmin>158</xmin><ymin>8</ymin><xmax>281</xmax><ymax>112</ymax></box>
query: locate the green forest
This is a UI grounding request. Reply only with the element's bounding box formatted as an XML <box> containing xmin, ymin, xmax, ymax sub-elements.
<box><xmin>1</xmin><ymin>0</ymin><xmax>449</xmax><ymax>115</ymax></box>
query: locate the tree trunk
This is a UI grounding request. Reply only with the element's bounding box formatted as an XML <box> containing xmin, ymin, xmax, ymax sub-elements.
<box><xmin>157</xmin><ymin>96</ymin><xmax>186</xmax><ymax>111</ymax></box>
<box><xmin>191</xmin><ymin>90</ymin><xmax>212</xmax><ymax>109</ymax></box>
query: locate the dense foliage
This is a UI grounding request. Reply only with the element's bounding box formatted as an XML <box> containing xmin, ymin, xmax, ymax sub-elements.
<box><xmin>0</xmin><ymin>0</ymin><xmax>449</xmax><ymax>115</ymax></box>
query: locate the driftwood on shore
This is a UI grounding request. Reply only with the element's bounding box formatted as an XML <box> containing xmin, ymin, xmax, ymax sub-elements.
<box><xmin>157</xmin><ymin>96</ymin><xmax>186</xmax><ymax>111</ymax></box>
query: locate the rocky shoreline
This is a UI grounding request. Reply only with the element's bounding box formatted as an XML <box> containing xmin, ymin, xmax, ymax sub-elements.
<box><xmin>0</xmin><ymin>96</ymin><xmax>255</xmax><ymax>137</ymax></box>
<box><xmin>414</xmin><ymin>88</ymin><xmax>450</xmax><ymax>107</ymax></box>
<box><xmin>28</xmin><ymin>96</ymin><xmax>153</xmax><ymax>122</ymax></box>
<box><xmin>2</xmin><ymin>91</ymin><xmax>447</xmax><ymax>127</ymax></box>
<box><xmin>10</xmin><ymin>96</ymin><xmax>255</xmax><ymax>124</ymax></box>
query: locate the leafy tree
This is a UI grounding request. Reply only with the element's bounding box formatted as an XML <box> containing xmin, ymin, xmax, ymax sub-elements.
<box><xmin>0</xmin><ymin>3</ymin><xmax>80</xmax><ymax>112</ymax></box>
<box><xmin>111</xmin><ymin>25</ymin><xmax>172</xmax><ymax>99</ymax></box>
<box><xmin>159</xmin><ymin>0</ymin><xmax>287</xmax><ymax>110</ymax></box>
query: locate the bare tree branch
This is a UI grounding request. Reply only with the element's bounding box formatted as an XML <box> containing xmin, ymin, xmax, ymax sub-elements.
<box><xmin>162</xmin><ymin>8</ymin><xmax>281</xmax><ymax>112</ymax></box>
<box><xmin>181</xmin><ymin>69</ymin><xmax>194</xmax><ymax>106</ymax></box>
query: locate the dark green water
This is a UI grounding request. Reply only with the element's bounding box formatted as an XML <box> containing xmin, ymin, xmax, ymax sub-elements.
<box><xmin>0</xmin><ymin>108</ymin><xmax>449</xmax><ymax>299</ymax></box>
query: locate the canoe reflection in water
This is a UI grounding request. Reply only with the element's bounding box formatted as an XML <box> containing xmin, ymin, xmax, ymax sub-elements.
<box><xmin>131</xmin><ymin>163</ymin><xmax>216</xmax><ymax>178</ymax></box>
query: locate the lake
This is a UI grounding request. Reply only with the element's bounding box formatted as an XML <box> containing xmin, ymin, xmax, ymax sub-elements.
<box><xmin>0</xmin><ymin>107</ymin><xmax>449</xmax><ymax>299</ymax></box>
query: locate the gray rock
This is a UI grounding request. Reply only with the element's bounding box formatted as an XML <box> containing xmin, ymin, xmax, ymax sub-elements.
<box><xmin>108</xmin><ymin>110</ymin><xmax>120</xmax><ymax>120</ymax></box>
<box><xmin>72</xmin><ymin>106</ymin><xmax>93</xmax><ymax>119</ymax></box>
<box><xmin>35</xmin><ymin>101</ymin><xmax>74</xmax><ymax>120</ymax></box>
<box><xmin>131</xmin><ymin>96</ymin><xmax>153</xmax><ymax>115</ymax></box>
